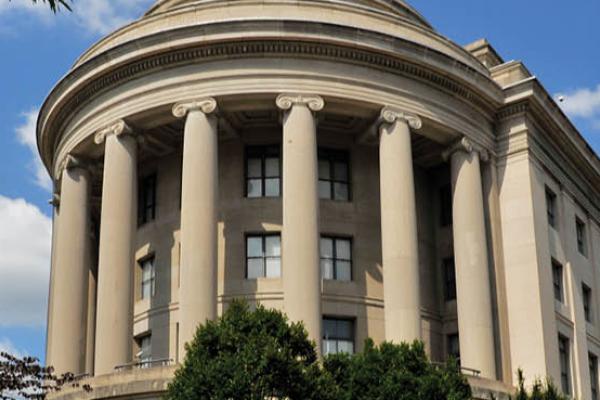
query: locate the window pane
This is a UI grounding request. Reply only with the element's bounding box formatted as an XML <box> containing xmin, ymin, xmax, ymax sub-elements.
<box><xmin>336</xmin><ymin>320</ymin><xmax>353</xmax><ymax>339</ymax></box>
<box><xmin>142</xmin><ymin>283</ymin><xmax>151</xmax><ymax>299</ymax></box>
<box><xmin>320</xmin><ymin>238</ymin><xmax>333</xmax><ymax>258</ymax></box>
<box><xmin>333</xmin><ymin>183</ymin><xmax>349</xmax><ymax>201</ymax></box>
<box><xmin>265</xmin><ymin>236</ymin><xmax>281</xmax><ymax>257</ymax></box>
<box><xmin>323</xmin><ymin>340</ymin><xmax>337</xmax><ymax>355</ymax></box>
<box><xmin>318</xmin><ymin>160</ymin><xmax>331</xmax><ymax>179</ymax></box>
<box><xmin>319</xmin><ymin>181</ymin><xmax>331</xmax><ymax>199</ymax></box>
<box><xmin>336</xmin><ymin>239</ymin><xmax>351</xmax><ymax>260</ymax></box>
<box><xmin>323</xmin><ymin>319</ymin><xmax>337</xmax><ymax>338</ymax></box>
<box><xmin>336</xmin><ymin>261</ymin><xmax>352</xmax><ymax>281</ymax></box>
<box><xmin>142</xmin><ymin>261</ymin><xmax>152</xmax><ymax>279</ymax></box>
<box><xmin>247</xmin><ymin>158</ymin><xmax>262</xmax><ymax>178</ymax></box>
<box><xmin>333</xmin><ymin>162</ymin><xmax>348</xmax><ymax>181</ymax></box>
<box><xmin>247</xmin><ymin>179</ymin><xmax>262</xmax><ymax>197</ymax></box>
<box><xmin>264</xmin><ymin>178</ymin><xmax>280</xmax><ymax>197</ymax></box>
<box><xmin>247</xmin><ymin>237</ymin><xmax>263</xmax><ymax>257</ymax></box>
<box><xmin>265</xmin><ymin>157</ymin><xmax>279</xmax><ymax>177</ymax></box>
<box><xmin>247</xmin><ymin>258</ymin><xmax>264</xmax><ymax>279</ymax></box>
<box><xmin>321</xmin><ymin>259</ymin><xmax>334</xmax><ymax>280</ymax></box>
<box><xmin>337</xmin><ymin>340</ymin><xmax>354</xmax><ymax>354</ymax></box>
<box><xmin>265</xmin><ymin>258</ymin><xmax>281</xmax><ymax>278</ymax></box>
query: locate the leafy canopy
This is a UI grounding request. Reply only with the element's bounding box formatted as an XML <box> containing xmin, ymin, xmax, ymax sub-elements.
<box><xmin>166</xmin><ymin>300</ymin><xmax>472</xmax><ymax>400</ymax></box>
<box><xmin>511</xmin><ymin>369</ymin><xmax>569</xmax><ymax>400</ymax></box>
<box><xmin>9</xmin><ymin>0</ymin><xmax>71</xmax><ymax>13</ymax></box>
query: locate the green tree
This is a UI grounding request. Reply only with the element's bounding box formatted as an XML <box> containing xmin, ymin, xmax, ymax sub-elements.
<box><xmin>165</xmin><ymin>300</ymin><xmax>335</xmax><ymax>400</ymax></box>
<box><xmin>9</xmin><ymin>0</ymin><xmax>71</xmax><ymax>12</ymax></box>
<box><xmin>511</xmin><ymin>369</ymin><xmax>569</xmax><ymax>400</ymax></box>
<box><xmin>323</xmin><ymin>339</ymin><xmax>472</xmax><ymax>400</ymax></box>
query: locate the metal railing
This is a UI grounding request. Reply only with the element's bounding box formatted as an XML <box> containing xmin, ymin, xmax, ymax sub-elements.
<box><xmin>431</xmin><ymin>361</ymin><xmax>481</xmax><ymax>377</ymax></box>
<box><xmin>114</xmin><ymin>358</ymin><xmax>174</xmax><ymax>372</ymax></box>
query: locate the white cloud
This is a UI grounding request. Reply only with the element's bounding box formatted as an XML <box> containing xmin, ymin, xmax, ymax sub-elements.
<box><xmin>15</xmin><ymin>108</ymin><xmax>52</xmax><ymax>192</ymax></box>
<box><xmin>555</xmin><ymin>84</ymin><xmax>600</xmax><ymax>119</ymax></box>
<box><xmin>0</xmin><ymin>196</ymin><xmax>52</xmax><ymax>327</ymax></box>
<box><xmin>0</xmin><ymin>0</ymin><xmax>154</xmax><ymax>36</ymax></box>
<box><xmin>0</xmin><ymin>337</ymin><xmax>24</xmax><ymax>358</ymax></box>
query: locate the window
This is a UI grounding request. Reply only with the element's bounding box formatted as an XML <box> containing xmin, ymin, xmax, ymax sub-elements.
<box><xmin>553</xmin><ymin>260</ymin><xmax>564</xmax><ymax>303</ymax></box>
<box><xmin>443</xmin><ymin>257</ymin><xmax>457</xmax><ymax>301</ymax></box>
<box><xmin>440</xmin><ymin>184</ymin><xmax>452</xmax><ymax>227</ymax></box>
<box><xmin>576</xmin><ymin>218</ymin><xmax>587</xmax><ymax>256</ymax></box>
<box><xmin>246</xmin><ymin>146</ymin><xmax>281</xmax><ymax>198</ymax></box>
<box><xmin>140</xmin><ymin>257</ymin><xmax>156</xmax><ymax>300</ymax></box>
<box><xmin>138</xmin><ymin>174</ymin><xmax>157</xmax><ymax>225</ymax></box>
<box><xmin>591</xmin><ymin>353</ymin><xmax>599</xmax><ymax>400</ymax></box>
<box><xmin>558</xmin><ymin>335</ymin><xmax>571</xmax><ymax>395</ymax></box>
<box><xmin>322</xmin><ymin>318</ymin><xmax>354</xmax><ymax>355</ymax></box>
<box><xmin>546</xmin><ymin>188</ymin><xmax>557</xmax><ymax>228</ymax></box>
<box><xmin>320</xmin><ymin>237</ymin><xmax>352</xmax><ymax>281</ymax></box>
<box><xmin>246</xmin><ymin>234</ymin><xmax>281</xmax><ymax>278</ymax></box>
<box><xmin>447</xmin><ymin>333</ymin><xmax>460</xmax><ymax>364</ymax></box>
<box><xmin>583</xmin><ymin>284</ymin><xmax>593</xmax><ymax>323</ymax></box>
<box><xmin>318</xmin><ymin>149</ymin><xmax>350</xmax><ymax>201</ymax></box>
<box><xmin>136</xmin><ymin>334</ymin><xmax>152</xmax><ymax>363</ymax></box>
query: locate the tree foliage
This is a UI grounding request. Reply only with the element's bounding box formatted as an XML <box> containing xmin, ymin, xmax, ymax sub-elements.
<box><xmin>9</xmin><ymin>0</ymin><xmax>71</xmax><ymax>12</ymax></box>
<box><xmin>323</xmin><ymin>339</ymin><xmax>472</xmax><ymax>400</ymax></box>
<box><xmin>166</xmin><ymin>300</ymin><xmax>472</xmax><ymax>400</ymax></box>
<box><xmin>0</xmin><ymin>352</ymin><xmax>90</xmax><ymax>400</ymax></box>
<box><xmin>511</xmin><ymin>369</ymin><xmax>569</xmax><ymax>400</ymax></box>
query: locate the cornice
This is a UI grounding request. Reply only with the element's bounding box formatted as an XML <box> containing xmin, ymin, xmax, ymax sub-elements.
<box><xmin>275</xmin><ymin>93</ymin><xmax>325</xmax><ymax>112</ymax></box>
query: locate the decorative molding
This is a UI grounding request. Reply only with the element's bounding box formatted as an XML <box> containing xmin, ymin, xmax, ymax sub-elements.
<box><xmin>275</xmin><ymin>93</ymin><xmax>325</xmax><ymax>112</ymax></box>
<box><xmin>442</xmin><ymin>136</ymin><xmax>489</xmax><ymax>162</ymax></box>
<box><xmin>379</xmin><ymin>106</ymin><xmax>422</xmax><ymax>130</ymax></box>
<box><xmin>55</xmin><ymin>154</ymin><xmax>92</xmax><ymax>180</ymax></box>
<box><xmin>172</xmin><ymin>97</ymin><xmax>217</xmax><ymax>118</ymax></box>
<box><xmin>94</xmin><ymin>119</ymin><xmax>133</xmax><ymax>145</ymax></box>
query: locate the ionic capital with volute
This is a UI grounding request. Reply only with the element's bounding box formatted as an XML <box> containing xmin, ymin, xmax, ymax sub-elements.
<box><xmin>94</xmin><ymin>119</ymin><xmax>134</xmax><ymax>145</ymax></box>
<box><xmin>55</xmin><ymin>154</ymin><xmax>92</xmax><ymax>181</ymax></box>
<box><xmin>172</xmin><ymin>98</ymin><xmax>218</xmax><ymax>118</ymax></box>
<box><xmin>276</xmin><ymin>93</ymin><xmax>325</xmax><ymax>112</ymax></box>
<box><xmin>379</xmin><ymin>106</ymin><xmax>423</xmax><ymax>130</ymax></box>
<box><xmin>442</xmin><ymin>136</ymin><xmax>490</xmax><ymax>162</ymax></box>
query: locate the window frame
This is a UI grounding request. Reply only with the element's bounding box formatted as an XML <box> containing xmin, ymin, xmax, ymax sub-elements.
<box><xmin>244</xmin><ymin>145</ymin><xmax>281</xmax><ymax>198</ymax></box>
<box><xmin>135</xmin><ymin>333</ymin><xmax>152</xmax><ymax>363</ymax></box>
<box><xmin>245</xmin><ymin>233</ymin><xmax>282</xmax><ymax>279</ymax></box>
<box><xmin>322</xmin><ymin>317</ymin><xmax>355</xmax><ymax>356</ymax></box>
<box><xmin>552</xmin><ymin>259</ymin><xmax>564</xmax><ymax>303</ymax></box>
<box><xmin>546</xmin><ymin>188</ymin><xmax>557</xmax><ymax>228</ymax></box>
<box><xmin>320</xmin><ymin>236</ymin><xmax>353</xmax><ymax>282</ymax></box>
<box><xmin>447</xmin><ymin>333</ymin><xmax>460</xmax><ymax>364</ymax></box>
<box><xmin>591</xmin><ymin>353</ymin><xmax>599</xmax><ymax>400</ymax></box>
<box><xmin>443</xmin><ymin>257</ymin><xmax>457</xmax><ymax>302</ymax></box>
<box><xmin>318</xmin><ymin>148</ymin><xmax>351</xmax><ymax>202</ymax></box>
<box><xmin>138</xmin><ymin>173</ymin><xmax>157</xmax><ymax>226</ymax></box>
<box><xmin>576</xmin><ymin>217</ymin><xmax>587</xmax><ymax>256</ymax></box>
<box><xmin>139</xmin><ymin>255</ymin><xmax>156</xmax><ymax>300</ymax></box>
<box><xmin>558</xmin><ymin>334</ymin><xmax>571</xmax><ymax>395</ymax></box>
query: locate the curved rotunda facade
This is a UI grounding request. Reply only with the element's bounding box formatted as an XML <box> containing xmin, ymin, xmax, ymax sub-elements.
<box><xmin>40</xmin><ymin>1</ymin><xmax>600</xmax><ymax>399</ymax></box>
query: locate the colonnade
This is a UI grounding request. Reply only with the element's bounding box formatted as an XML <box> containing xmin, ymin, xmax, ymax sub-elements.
<box><xmin>46</xmin><ymin>94</ymin><xmax>496</xmax><ymax>379</ymax></box>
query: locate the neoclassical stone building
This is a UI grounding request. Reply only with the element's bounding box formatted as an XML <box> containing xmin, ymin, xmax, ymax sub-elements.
<box><xmin>40</xmin><ymin>0</ymin><xmax>600</xmax><ymax>398</ymax></box>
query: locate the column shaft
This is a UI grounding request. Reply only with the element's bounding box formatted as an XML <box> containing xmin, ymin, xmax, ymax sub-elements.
<box><xmin>94</xmin><ymin>128</ymin><xmax>137</xmax><ymax>375</ymax></box>
<box><xmin>379</xmin><ymin>117</ymin><xmax>422</xmax><ymax>343</ymax></box>
<box><xmin>47</xmin><ymin>164</ymin><xmax>91</xmax><ymax>374</ymax></box>
<box><xmin>177</xmin><ymin>105</ymin><xmax>218</xmax><ymax>359</ymax></box>
<box><xmin>279</xmin><ymin>95</ymin><xmax>322</xmax><ymax>353</ymax></box>
<box><xmin>451</xmin><ymin>146</ymin><xmax>496</xmax><ymax>379</ymax></box>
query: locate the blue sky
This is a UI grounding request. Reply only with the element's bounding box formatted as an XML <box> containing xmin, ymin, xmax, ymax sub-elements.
<box><xmin>0</xmin><ymin>0</ymin><xmax>598</xmax><ymax>364</ymax></box>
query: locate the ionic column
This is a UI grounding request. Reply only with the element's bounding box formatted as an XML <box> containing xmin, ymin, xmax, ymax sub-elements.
<box><xmin>276</xmin><ymin>93</ymin><xmax>323</xmax><ymax>353</ymax></box>
<box><xmin>93</xmin><ymin>121</ymin><xmax>137</xmax><ymax>375</ymax></box>
<box><xmin>172</xmin><ymin>98</ymin><xmax>219</xmax><ymax>360</ymax></box>
<box><xmin>378</xmin><ymin>107</ymin><xmax>422</xmax><ymax>343</ymax></box>
<box><xmin>46</xmin><ymin>156</ymin><xmax>91</xmax><ymax>375</ymax></box>
<box><xmin>444</xmin><ymin>137</ymin><xmax>496</xmax><ymax>379</ymax></box>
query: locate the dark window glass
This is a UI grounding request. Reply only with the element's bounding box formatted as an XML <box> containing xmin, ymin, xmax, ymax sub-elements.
<box><xmin>559</xmin><ymin>335</ymin><xmax>571</xmax><ymax>395</ymax></box>
<box><xmin>584</xmin><ymin>284</ymin><xmax>593</xmax><ymax>323</ymax></box>
<box><xmin>140</xmin><ymin>257</ymin><xmax>156</xmax><ymax>300</ymax></box>
<box><xmin>138</xmin><ymin>174</ymin><xmax>157</xmax><ymax>225</ymax></box>
<box><xmin>318</xmin><ymin>149</ymin><xmax>350</xmax><ymax>201</ymax></box>
<box><xmin>136</xmin><ymin>334</ymin><xmax>152</xmax><ymax>363</ymax></box>
<box><xmin>443</xmin><ymin>257</ymin><xmax>457</xmax><ymax>301</ymax></box>
<box><xmin>591</xmin><ymin>353</ymin><xmax>598</xmax><ymax>400</ymax></box>
<box><xmin>320</xmin><ymin>237</ymin><xmax>352</xmax><ymax>282</ymax></box>
<box><xmin>323</xmin><ymin>318</ymin><xmax>354</xmax><ymax>355</ymax></box>
<box><xmin>576</xmin><ymin>218</ymin><xmax>587</xmax><ymax>256</ymax></box>
<box><xmin>546</xmin><ymin>188</ymin><xmax>557</xmax><ymax>228</ymax></box>
<box><xmin>553</xmin><ymin>260</ymin><xmax>564</xmax><ymax>303</ymax></box>
<box><xmin>245</xmin><ymin>146</ymin><xmax>281</xmax><ymax>198</ymax></box>
<box><xmin>440</xmin><ymin>184</ymin><xmax>453</xmax><ymax>227</ymax></box>
<box><xmin>447</xmin><ymin>333</ymin><xmax>460</xmax><ymax>364</ymax></box>
<box><xmin>246</xmin><ymin>234</ymin><xmax>281</xmax><ymax>278</ymax></box>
